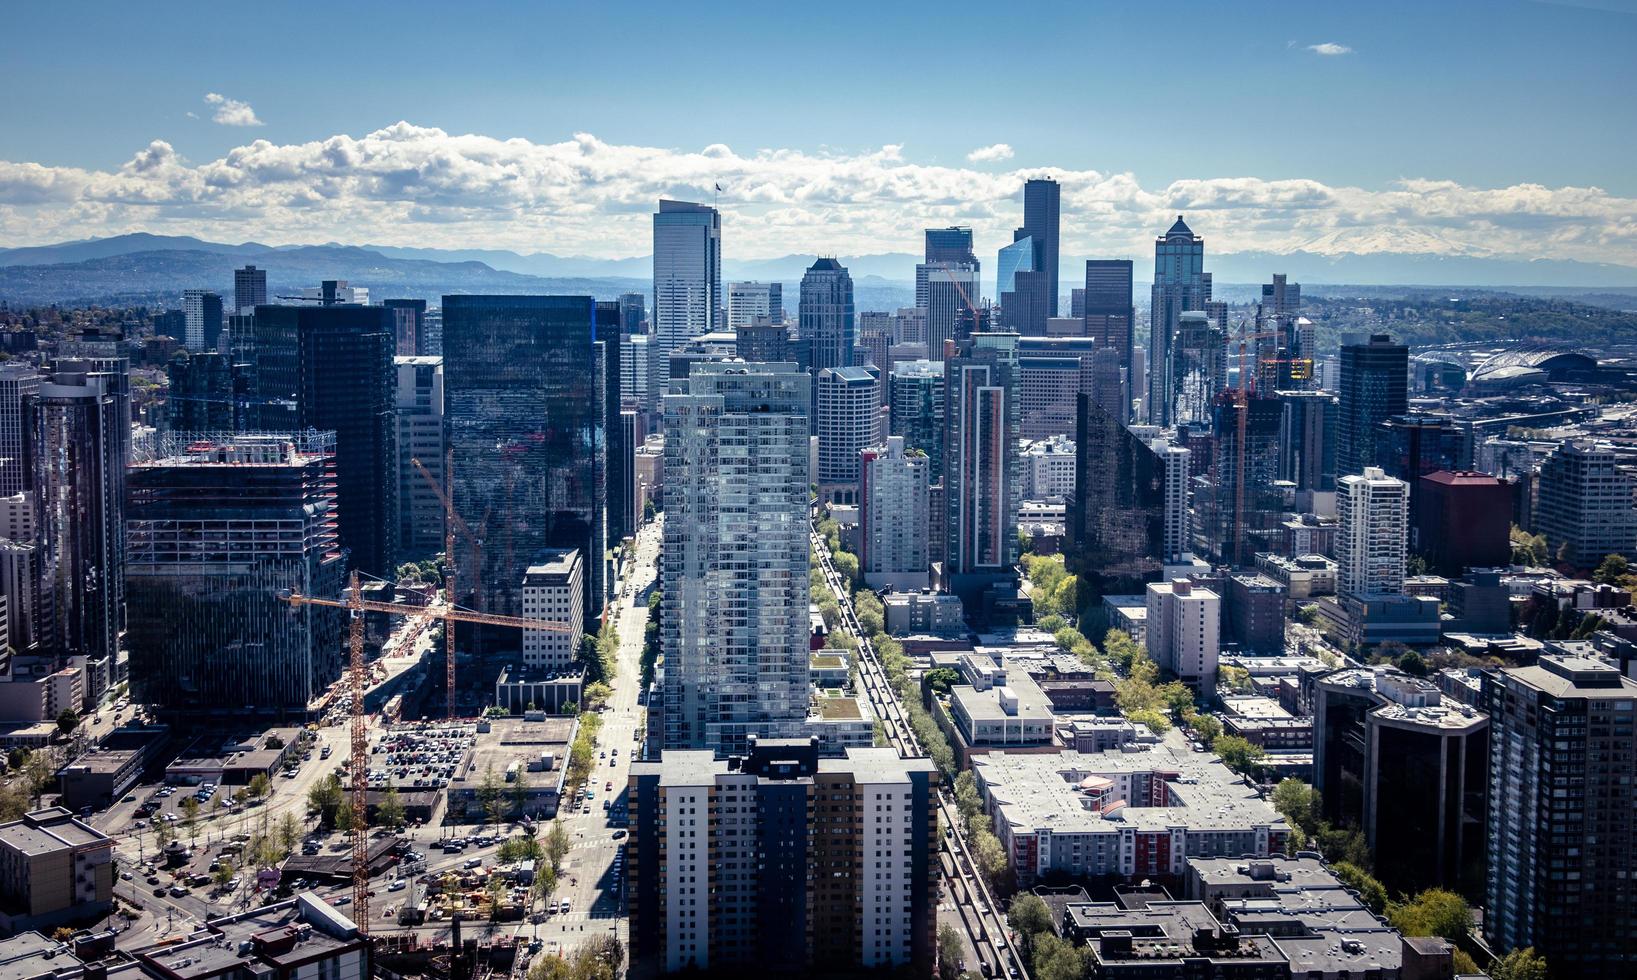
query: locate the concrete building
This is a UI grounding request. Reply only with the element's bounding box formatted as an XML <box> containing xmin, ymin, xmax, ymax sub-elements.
<box><xmin>662</xmin><ymin>362</ymin><xmax>810</xmax><ymax>755</ymax></box>
<box><xmin>1535</xmin><ymin>440</ymin><xmax>1637</xmax><ymax>565</ymax></box>
<box><xmin>130</xmin><ymin>893</ymin><xmax>368</xmax><ymax>980</ymax></box>
<box><xmin>944</xmin><ymin>335</ymin><xmax>1022</xmax><ymax>607</ymax></box>
<box><xmin>858</xmin><ymin>437</ymin><xmax>929</xmax><ymax>590</ymax></box>
<box><xmin>1146</xmin><ymin>580</ymin><xmax>1221</xmax><ymax>700</ymax></box>
<box><xmin>0</xmin><ymin>364</ymin><xmax>42</xmax><ymax>496</ymax></box>
<box><xmin>628</xmin><ymin>741</ymin><xmax>939</xmax><ymax>975</ymax></box>
<box><xmin>922</xmin><ymin>263</ymin><xmax>979</xmax><ymax>358</ymax></box>
<box><xmin>815</xmin><ymin>366</ymin><xmax>880</xmax><ymax>504</ymax></box>
<box><xmin>1336</xmin><ymin>334</ymin><xmax>1407</xmax><ymax>479</ymax></box>
<box><xmin>1255</xmin><ymin>553</ymin><xmax>1338</xmax><ymax>601</ymax></box>
<box><xmin>1336</xmin><ymin>467</ymin><xmax>1409</xmax><ymax>599</ymax></box>
<box><xmin>943</xmin><ymin>654</ymin><xmax>1055</xmax><ymax>762</ymax></box>
<box><xmin>1227</xmin><ymin>573</ymin><xmax>1287</xmax><ymax>654</ymax></box>
<box><xmin>799</xmin><ymin>259</ymin><xmax>855</xmax><ymax>374</ymax></box>
<box><xmin>233</xmin><ymin>265</ymin><xmax>267</xmax><ymax>315</ymax></box>
<box><xmin>883</xmin><ymin>591</ymin><xmax>965</xmax><ymax>636</ymax></box>
<box><xmin>393</xmin><ymin>356</ymin><xmax>445</xmax><ymax>560</ymax></box>
<box><xmin>1415</xmin><ymin>470</ymin><xmax>1511</xmax><ymax>575</ymax></box>
<box><xmin>520</xmin><ymin>550</ymin><xmax>584</xmax><ymax>670</ymax></box>
<box><xmin>1314</xmin><ymin>667</ymin><xmax>1488</xmax><ymax>896</ymax></box>
<box><xmin>1148</xmin><ymin>216</ymin><xmax>1209</xmax><ymax>427</ymax></box>
<box><xmin>887</xmin><ymin>359</ymin><xmax>945</xmax><ymax>483</ymax></box>
<box><xmin>0</xmin><ymin>808</ymin><xmax>113</xmax><ymax>933</ymax></box>
<box><xmin>1021</xmin><ymin>436</ymin><xmax>1075</xmax><ymax>500</ymax></box>
<box><xmin>182</xmin><ymin>289</ymin><xmax>224</xmax><ymax>350</ymax></box>
<box><xmin>726</xmin><ymin>281</ymin><xmax>782</xmax><ymax>328</ymax></box>
<box><xmin>1482</xmin><ymin>656</ymin><xmax>1637</xmax><ymax>978</ymax></box>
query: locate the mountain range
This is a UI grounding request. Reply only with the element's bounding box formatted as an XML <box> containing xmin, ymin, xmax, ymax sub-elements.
<box><xmin>1</xmin><ymin>233</ymin><xmax>1634</xmax><ymax>309</ymax></box>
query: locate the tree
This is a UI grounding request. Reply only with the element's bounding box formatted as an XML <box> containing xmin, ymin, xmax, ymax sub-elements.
<box><xmin>1008</xmin><ymin>893</ymin><xmax>1053</xmax><ymax>959</ymax></box>
<box><xmin>1212</xmin><ymin>735</ymin><xmax>1266</xmax><ymax>775</ymax></box>
<box><xmin>925</xmin><ymin>667</ymin><xmax>961</xmax><ymax>696</ymax></box>
<box><xmin>1031</xmin><ymin>933</ymin><xmax>1086</xmax><ymax>980</ymax></box>
<box><xmin>1102</xmin><ymin>628</ymin><xmax>1144</xmax><ymax>672</ymax></box>
<box><xmin>0</xmin><ymin>783</ymin><xmax>30</xmax><ymax>822</ymax></box>
<box><xmin>1270</xmin><ymin>779</ymin><xmax>1322</xmax><ymax>836</ymax></box>
<box><xmin>212</xmin><ymin>861</ymin><xmax>235</xmax><ymax>887</ymax></box>
<box><xmin>854</xmin><ymin>590</ymin><xmax>885</xmax><ymax>635</ymax></box>
<box><xmin>248</xmin><ymin>773</ymin><xmax>271</xmax><ymax>800</ymax></box>
<box><xmin>1594</xmin><ymin>553</ymin><xmax>1630</xmax><ymax>585</ymax></box>
<box><xmin>1331</xmin><ymin>861</ymin><xmax>1388</xmax><ymax>914</ymax></box>
<box><xmin>532</xmin><ymin>862</ymin><xmax>558</xmax><ymax>905</ymax></box>
<box><xmin>1395</xmin><ymin>650</ymin><xmax>1429</xmax><ymax>676</ymax></box>
<box><xmin>55</xmin><ymin>709</ymin><xmax>78</xmax><ymax>734</ymax></box>
<box><xmin>276</xmin><ymin>813</ymin><xmax>301</xmax><ymax>857</ymax></box>
<box><xmin>477</xmin><ymin>764</ymin><xmax>503</xmax><ymax>830</ymax></box>
<box><xmin>953</xmin><ymin>771</ymin><xmax>981</xmax><ymax>821</ymax></box>
<box><xmin>545</xmin><ymin>820</ymin><xmax>571</xmax><ymax>870</ymax></box>
<box><xmin>970</xmin><ymin>828</ymin><xmax>1009</xmax><ymax>891</ymax></box>
<box><xmin>1217</xmin><ymin>664</ymin><xmax>1252</xmax><ymax>694</ymax></box>
<box><xmin>831</xmin><ymin>550</ymin><xmax>859</xmax><ymax>588</ymax></box>
<box><xmin>309</xmin><ymin>774</ymin><xmax>343</xmax><ymax>818</ymax></box>
<box><xmin>1157</xmin><ymin>680</ymin><xmax>1195</xmax><ymax>714</ymax></box>
<box><xmin>334</xmin><ymin>804</ymin><xmax>356</xmax><ymax>833</ymax></box>
<box><xmin>378</xmin><ymin>787</ymin><xmax>407</xmax><ymax>830</ymax></box>
<box><xmin>1488</xmin><ymin>947</ymin><xmax>1549</xmax><ymax>980</ymax></box>
<box><xmin>1187</xmin><ymin>713</ymin><xmax>1222</xmax><ymax>745</ymax></box>
<box><xmin>24</xmin><ymin>752</ymin><xmax>53</xmax><ymax>804</ymax></box>
<box><xmin>583</xmin><ymin>681</ymin><xmax>613</xmax><ymax>711</ymax></box>
<box><xmin>1127</xmin><ymin>708</ymin><xmax>1172</xmax><ymax>735</ymax></box>
<box><xmin>937</xmin><ymin>921</ymin><xmax>966</xmax><ymax>980</ymax></box>
<box><xmin>181</xmin><ymin>795</ymin><xmax>200</xmax><ymax>824</ymax></box>
<box><xmin>1388</xmin><ymin>888</ymin><xmax>1472</xmax><ymax>944</ymax></box>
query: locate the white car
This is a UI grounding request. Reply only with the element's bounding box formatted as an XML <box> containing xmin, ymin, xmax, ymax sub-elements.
<box><xmin>388</xmin><ymin>879</ymin><xmax>406</xmax><ymax>891</ymax></box>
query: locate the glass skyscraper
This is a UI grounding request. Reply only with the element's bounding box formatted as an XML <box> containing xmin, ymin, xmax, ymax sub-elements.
<box><xmin>996</xmin><ymin>236</ymin><xmax>1035</xmax><ymax>301</ymax></box>
<box><xmin>652</xmin><ymin>200</ymin><xmax>721</xmax><ymax>358</ymax></box>
<box><xmin>443</xmin><ymin>295</ymin><xmax>608</xmax><ymax>628</ymax></box>
<box><xmin>1021</xmin><ymin>177</ymin><xmax>1061</xmax><ymax>317</ymax></box>
<box><xmin>1149</xmin><ymin>216</ymin><xmax>1209</xmax><ymax>427</ymax></box>
<box><xmin>798</xmin><ymin>258</ymin><xmax>855</xmax><ymax>372</ymax></box>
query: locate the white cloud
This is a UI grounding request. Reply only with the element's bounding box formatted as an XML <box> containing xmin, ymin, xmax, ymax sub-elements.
<box><xmin>0</xmin><ymin>124</ymin><xmax>1632</xmax><ymax>266</ymax></box>
<box><xmin>1307</xmin><ymin>42</ymin><xmax>1353</xmax><ymax>56</ymax></box>
<box><xmin>204</xmin><ymin>92</ymin><xmax>263</xmax><ymax>127</ymax></box>
<box><xmin>966</xmin><ymin>143</ymin><xmax>1015</xmax><ymax>163</ymax></box>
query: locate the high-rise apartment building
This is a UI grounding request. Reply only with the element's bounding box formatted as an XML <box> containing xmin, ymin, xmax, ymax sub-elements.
<box><xmin>1145</xmin><ymin>579</ymin><xmax>1220</xmax><ymax>700</ymax></box>
<box><xmin>859</xmin><ymin>436</ymin><xmax>930</xmax><ymax>590</ymax></box>
<box><xmin>394</xmin><ymin>356</ymin><xmax>445</xmax><ymax>560</ymax></box>
<box><xmin>944</xmin><ymin>335</ymin><xmax>1020</xmax><ymax>600</ymax></box>
<box><xmin>442</xmin><ymin>295</ymin><xmax>608</xmax><ymax>624</ymax></box>
<box><xmin>1336</xmin><ymin>467</ymin><xmax>1409</xmax><ymax>598</ymax></box>
<box><xmin>249</xmin><ymin>304</ymin><xmax>398</xmax><ymax>577</ymax></box>
<box><xmin>799</xmin><ymin>259</ymin><xmax>855</xmax><ymax>373</ymax></box>
<box><xmin>1483</xmin><ymin>656</ymin><xmax>1637</xmax><ymax>978</ymax></box>
<box><xmin>383</xmin><ymin>298</ymin><xmax>427</xmax><ymax>356</ymax></box>
<box><xmin>1278</xmin><ymin>390</ymin><xmax>1337</xmax><ymax>492</ymax></box>
<box><xmin>661</xmin><ymin>362</ymin><xmax>810</xmax><ymax>754</ymax></box>
<box><xmin>125</xmin><ymin>432</ymin><xmax>345</xmax><ymax>717</ymax></box>
<box><xmin>1337</xmin><ymin>334</ymin><xmax>1408</xmax><ymax>478</ymax></box>
<box><xmin>182</xmin><ymin>289</ymin><xmax>224</xmax><ymax>351</ymax></box>
<box><xmin>233</xmin><ymin>265</ymin><xmax>267</xmax><ymax>316</ymax></box>
<box><xmin>628</xmin><ymin>741</ymin><xmax>939</xmax><ymax>975</ymax></box>
<box><xmin>653</xmin><ymin>200</ymin><xmax>722</xmax><ymax>357</ymax></box>
<box><xmin>888</xmin><ymin>360</ymin><xmax>945</xmax><ymax>484</ymax></box>
<box><xmin>1534</xmin><ymin>440</ymin><xmax>1637</xmax><ymax>564</ymax></box>
<box><xmin>815</xmin><ymin>367</ymin><xmax>880</xmax><ymax>505</ymax></box>
<box><xmin>726</xmin><ymin>281</ymin><xmax>783</xmax><ymax>329</ymax></box>
<box><xmin>1149</xmin><ymin>217</ymin><xmax>1208</xmax><ymax>426</ymax></box>
<box><xmin>1204</xmin><ymin>393</ymin><xmax>1283</xmax><ymax>565</ymax></box>
<box><xmin>1022</xmin><ymin>177</ymin><xmax>1061</xmax><ymax>316</ymax></box>
<box><xmin>0</xmin><ymin>365</ymin><xmax>43</xmax><ymax>496</ymax></box>
<box><xmin>520</xmin><ymin>549</ymin><xmax>585</xmax><ymax>670</ymax></box>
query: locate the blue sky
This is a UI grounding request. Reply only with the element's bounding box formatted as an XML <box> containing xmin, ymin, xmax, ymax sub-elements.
<box><xmin>2</xmin><ymin>0</ymin><xmax>1635</xmax><ymax>265</ymax></box>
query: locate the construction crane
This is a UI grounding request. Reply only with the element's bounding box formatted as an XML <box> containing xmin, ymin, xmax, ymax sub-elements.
<box><xmin>284</xmin><ymin>583</ymin><xmax>573</xmax><ymax>933</ymax></box>
<box><xmin>413</xmin><ymin>453</ymin><xmax>482</xmax><ymax>719</ymax></box>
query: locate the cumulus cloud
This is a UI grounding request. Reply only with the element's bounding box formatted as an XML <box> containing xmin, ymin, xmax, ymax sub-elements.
<box><xmin>966</xmin><ymin>143</ymin><xmax>1015</xmax><ymax>163</ymax></box>
<box><xmin>204</xmin><ymin>92</ymin><xmax>263</xmax><ymax>127</ymax></box>
<box><xmin>1307</xmin><ymin>42</ymin><xmax>1353</xmax><ymax>56</ymax></box>
<box><xmin>0</xmin><ymin>124</ymin><xmax>1632</xmax><ymax>265</ymax></box>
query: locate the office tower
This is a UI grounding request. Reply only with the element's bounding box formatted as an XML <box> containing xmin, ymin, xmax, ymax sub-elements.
<box><xmin>1145</xmin><ymin>579</ymin><xmax>1220</xmax><ymax>699</ymax></box>
<box><xmin>165</xmin><ymin>350</ymin><xmax>236</xmax><ymax>433</ymax></box>
<box><xmin>855</xmin><ymin>313</ymin><xmax>892</xmax><ymax>393</ymax></box>
<box><xmin>1171</xmin><ymin>311</ymin><xmax>1227</xmax><ymax>426</ymax></box>
<box><xmin>24</xmin><ymin>370</ymin><xmax>124</xmax><ymax>704</ymax></box>
<box><xmin>1067</xmin><ymin>395</ymin><xmax>1187</xmax><ymax>599</ymax></box>
<box><xmin>1015</xmin><ymin>336</ymin><xmax>1096</xmax><ymax>439</ymax></box>
<box><xmin>621</xmin><ymin>333</ymin><xmax>652</xmax><ymax>411</ymax></box>
<box><xmin>1088</xmin><ymin>347</ymin><xmax>1126</xmax><ymax>421</ymax></box>
<box><xmin>1205</xmin><ymin>393</ymin><xmax>1283</xmax><ymax>566</ymax></box>
<box><xmin>917</xmin><ymin>226</ymin><xmax>977</xmax><ymax>308</ymax></box>
<box><xmin>0</xmin><ymin>539</ymin><xmax>40</xmax><ymax>655</ymax></box>
<box><xmin>815</xmin><ymin>367</ymin><xmax>880</xmax><ymax>505</ymax></box>
<box><xmin>893</xmin><ymin>307</ymin><xmax>927</xmax><ymax>346</ymax></box>
<box><xmin>249</xmin><ymin>304</ymin><xmax>398</xmax><ymax>578</ymax></box>
<box><xmin>944</xmin><ymin>334</ymin><xmax>1021</xmax><ymax>600</ymax></box>
<box><xmin>653</xmin><ymin>200</ymin><xmax>722</xmax><ymax>357</ymax></box>
<box><xmin>421</xmin><ymin>307</ymin><xmax>443</xmax><ymax>356</ymax></box>
<box><xmin>596</xmin><ymin>300</ymin><xmax>630</xmax><ymax>546</ymax></box>
<box><xmin>1148</xmin><ymin>216</ymin><xmax>1208</xmax><ymax>426</ymax></box>
<box><xmin>443</xmin><ymin>295</ymin><xmax>608</xmax><ymax>624</ymax></box>
<box><xmin>1416</xmin><ymin>472</ymin><xmax>1511</xmax><ymax>576</ymax></box>
<box><xmin>383</xmin><ymin>298</ymin><xmax>427</xmax><ymax>356</ymax></box>
<box><xmin>1337</xmin><ymin>467</ymin><xmax>1409</xmax><ymax>598</ymax></box>
<box><xmin>621</xmin><ymin>410</ymin><xmax>640</xmax><ymax>533</ymax></box>
<box><xmin>0</xmin><ymin>365</ymin><xmax>43</xmax><ymax>496</ymax></box>
<box><xmin>1021</xmin><ymin>177</ymin><xmax>1061</xmax><ymax>315</ymax></box>
<box><xmin>859</xmin><ymin>436</ymin><xmax>930</xmax><ymax>590</ymax></box>
<box><xmin>618</xmin><ymin>292</ymin><xmax>647</xmax><ymax>334</ymax></box>
<box><xmin>297</xmin><ymin>280</ymin><xmax>368</xmax><ymax>306</ymax></box>
<box><xmin>996</xmin><ymin>233</ymin><xmax>1047</xmax><ymax>336</ymax></box>
<box><xmin>1337</xmin><ymin>334</ymin><xmax>1408</xmax><ymax>478</ymax></box>
<box><xmin>727</xmin><ymin>281</ymin><xmax>783</xmax><ymax>329</ymax></box>
<box><xmin>1535</xmin><ymin>440</ymin><xmax>1637</xmax><ymax>564</ymax></box>
<box><xmin>922</xmin><ymin>264</ymin><xmax>979</xmax><ymax>357</ymax></box>
<box><xmin>1376</xmin><ymin>414</ymin><xmax>1467</xmax><ymax>537</ymax></box>
<box><xmin>661</xmin><ymin>362</ymin><xmax>809</xmax><ymax>754</ymax></box>
<box><xmin>394</xmin><ymin>355</ymin><xmax>445</xmax><ymax>560</ymax></box>
<box><xmin>799</xmin><ymin>259</ymin><xmax>855</xmax><ymax>372</ymax></box>
<box><xmin>233</xmin><ymin>265</ymin><xmax>267</xmax><ymax>315</ymax></box>
<box><xmin>520</xmin><ymin>549</ymin><xmax>585</xmax><ymax>670</ymax></box>
<box><xmin>629</xmin><ymin>741</ymin><xmax>939</xmax><ymax>975</ymax></box>
<box><xmin>995</xmin><ymin>236</ymin><xmax>1033</xmax><ymax>304</ymax></box>
<box><xmin>888</xmin><ymin>360</ymin><xmax>945</xmax><ymax>484</ymax></box>
<box><xmin>1482</xmin><ymin>656</ymin><xmax>1637</xmax><ymax>978</ymax></box>
<box><xmin>1314</xmin><ymin>666</ymin><xmax>1489</xmax><ymax>897</ymax></box>
<box><xmin>125</xmin><ymin>432</ymin><xmax>345</xmax><ymax>716</ymax></box>
<box><xmin>1278</xmin><ymin>390</ymin><xmax>1337</xmax><ymax>492</ymax></box>
<box><xmin>1083</xmin><ymin>260</ymin><xmax>1134</xmax><ymax>418</ymax></box>
<box><xmin>182</xmin><ymin>289</ymin><xmax>224</xmax><ymax>350</ymax></box>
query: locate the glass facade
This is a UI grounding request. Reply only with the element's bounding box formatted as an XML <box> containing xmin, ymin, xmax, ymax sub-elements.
<box><xmin>1068</xmin><ymin>394</ymin><xmax>1167</xmax><ymax>599</ymax></box>
<box><xmin>1149</xmin><ymin>218</ymin><xmax>1208</xmax><ymax>426</ymax></box>
<box><xmin>996</xmin><ymin>236</ymin><xmax>1035</xmax><ymax>300</ymax></box>
<box><xmin>888</xmin><ymin>361</ymin><xmax>945</xmax><ymax>485</ymax></box>
<box><xmin>443</xmin><ymin>295</ymin><xmax>607</xmax><ymax>626</ymax></box>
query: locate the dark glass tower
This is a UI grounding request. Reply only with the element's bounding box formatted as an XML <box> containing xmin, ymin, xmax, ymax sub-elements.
<box><xmin>443</xmin><ymin>295</ymin><xmax>607</xmax><ymax>627</ymax></box>
<box><xmin>383</xmin><ymin>298</ymin><xmax>427</xmax><ymax>356</ymax></box>
<box><xmin>1337</xmin><ymin>334</ymin><xmax>1408</xmax><ymax>479</ymax></box>
<box><xmin>1083</xmin><ymin>259</ymin><xmax>1134</xmax><ymax>419</ymax></box>
<box><xmin>249</xmin><ymin>304</ymin><xmax>398</xmax><ymax>577</ymax></box>
<box><xmin>1149</xmin><ymin>216</ymin><xmax>1208</xmax><ymax>427</ymax></box>
<box><xmin>597</xmin><ymin>301</ymin><xmax>629</xmax><ymax>545</ymax></box>
<box><xmin>1021</xmin><ymin>177</ymin><xmax>1061</xmax><ymax>317</ymax></box>
<box><xmin>1067</xmin><ymin>394</ymin><xmax>1168</xmax><ymax>599</ymax></box>
<box><xmin>799</xmin><ymin>258</ymin><xmax>855</xmax><ymax>372</ymax></box>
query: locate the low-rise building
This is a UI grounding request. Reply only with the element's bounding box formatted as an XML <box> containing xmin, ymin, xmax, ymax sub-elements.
<box><xmin>943</xmin><ymin>654</ymin><xmax>1056</xmax><ymax>763</ymax></box>
<box><xmin>445</xmin><ymin>716</ymin><xmax>575</xmax><ymax>820</ymax></box>
<box><xmin>0</xmin><ymin>808</ymin><xmax>114</xmax><ymax>933</ymax></box>
<box><xmin>132</xmin><ymin>893</ymin><xmax>367</xmax><ymax>980</ymax></box>
<box><xmin>1255</xmin><ymin>553</ymin><xmax>1338</xmax><ymax>601</ymax></box>
<box><xmin>1103</xmin><ymin>594</ymin><xmax>1148</xmax><ymax>642</ymax></box>
<box><xmin>56</xmin><ymin>724</ymin><xmax>170</xmax><ymax>811</ymax></box>
<box><xmin>883</xmin><ymin>591</ymin><xmax>965</xmax><ymax>636</ymax></box>
<box><xmin>1219</xmin><ymin>696</ymin><xmax>1313</xmax><ymax>751</ymax></box>
<box><xmin>1021</xmin><ymin>435</ymin><xmax>1076</xmax><ymax>500</ymax></box>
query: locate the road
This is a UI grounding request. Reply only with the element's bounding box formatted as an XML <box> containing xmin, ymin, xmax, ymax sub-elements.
<box><xmin>809</xmin><ymin>523</ymin><xmax>1028</xmax><ymax>980</ymax></box>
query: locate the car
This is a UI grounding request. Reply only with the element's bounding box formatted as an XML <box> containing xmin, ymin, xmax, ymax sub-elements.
<box><xmin>120</xmin><ymin>870</ymin><xmax>133</xmax><ymax>881</ymax></box>
<box><xmin>388</xmin><ymin>879</ymin><xmax>406</xmax><ymax>891</ymax></box>
<box><xmin>559</xmin><ymin>900</ymin><xmax>571</xmax><ymax>914</ymax></box>
<box><xmin>464</xmin><ymin>858</ymin><xmax>482</xmax><ymax>869</ymax></box>
<box><xmin>604</xmin><ymin>781</ymin><xmax>613</xmax><ymax>791</ymax></box>
<box><xmin>547</xmin><ymin>900</ymin><xmax>559</xmax><ymax>914</ymax></box>
<box><xmin>122</xmin><ymin>794</ymin><xmax>136</xmax><ymax>803</ymax></box>
<box><xmin>153</xmin><ymin>886</ymin><xmax>168</xmax><ymax>897</ymax></box>
<box><xmin>146</xmin><ymin>874</ymin><xmax>160</xmax><ymax>885</ymax></box>
<box><xmin>169</xmin><ymin>885</ymin><xmax>189</xmax><ymax>897</ymax></box>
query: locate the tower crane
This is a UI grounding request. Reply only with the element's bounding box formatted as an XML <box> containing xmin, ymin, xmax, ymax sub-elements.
<box><xmin>284</xmin><ymin>580</ymin><xmax>573</xmax><ymax>933</ymax></box>
<box><xmin>412</xmin><ymin>454</ymin><xmax>483</xmax><ymax>719</ymax></box>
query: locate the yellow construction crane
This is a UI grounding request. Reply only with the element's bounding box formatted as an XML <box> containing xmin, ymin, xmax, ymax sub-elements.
<box><xmin>412</xmin><ymin>454</ymin><xmax>483</xmax><ymax>719</ymax></box>
<box><xmin>284</xmin><ymin>581</ymin><xmax>573</xmax><ymax>932</ymax></box>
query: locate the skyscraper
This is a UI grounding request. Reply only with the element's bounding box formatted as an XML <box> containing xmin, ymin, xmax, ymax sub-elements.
<box><xmin>1534</xmin><ymin>440</ymin><xmax>1637</xmax><ymax>564</ymax></box>
<box><xmin>165</xmin><ymin>350</ymin><xmax>237</xmax><ymax>433</ymax></box>
<box><xmin>1149</xmin><ymin>216</ymin><xmax>1208</xmax><ymax>426</ymax></box>
<box><xmin>618</xmin><ymin>292</ymin><xmax>647</xmax><ymax>334</ymax></box>
<box><xmin>653</xmin><ymin>199</ymin><xmax>722</xmax><ymax>357</ymax></box>
<box><xmin>917</xmin><ymin>226</ymin><xmax>977</xmax><ymax>309</ymax></box>
<box><xmin>815</xmin><ymin>367</ymin><xmax>880</xmax><ymax>505</ymax></box>
<box><xmin>383</xmin><ymin>298</ymin><xmax>427</xmax><ymax>356</ymax></box>
<box><xmin>1336</xmin><ymin>467</ymin><xmax>1409</xmax><ymax>598</ymax></box>
<box><xmin>182</xmin><ymin>289</ymin><xmax>224</xmax><ymax>351</ymax></box>
<box><xmin>799</xmin><ymin>259</ymin><xmax>855</xmax><ymax>372</ymax></box>
<box><xmin>859</xmin><ymin>436</ymin><xmax>930</xmax><ymax>590</ymax></box>
<box><xmin>888</xmin><ymin>360</ymin><xmax>946</xmax><ymax>484</ymax></box>
<box><xmin>727</xmin><ymin>281</ymin><xmax>783</xmax><ymax>329</ymax></box>
<box><xmin>249</xmin><ymin>304</ymin><xmax>398</xmax><ymax>578</ymax></box>
<box><xmin>1145</xmin><ymin>579</ymin><xmax>1220</xmax><ymax>700</ymax></box>
<box><xmin>1277</xmin><ymin>390</ymin><xmax>1337</xmax><ymax>492</ymax></box>
<box><xmin>1083</xmin><ymin>260</ymin><xmax>1134</xmax><ymax>420</ymax></box>
<box><xmin>1482</xmin><ymin>656</ymin><xmax>1637</xmax><ymax>979</ymax></box>
<box><xmin>995</xmin><ymin>236</ymin><xmax>1035</xmax><ymax>303</ymax></box>
<box><xmin>597</xmin><ymin>300</ymin><xmax>630</xmax><ymax>546</ymax></box>
<box><xmin>922</xmin><ymin>264</ymin><xmax>979</xmax><ymax>358</ymax></box>
<box><xmin>394</xmin><ymin>356</ymin><xmax>446</xmax><ymax>560</ymax></box>
<box><xmin>944</xmin><ymin>334</ymin><xmax>1021</xmax><ymax>599</ymax></box>
<box><xmin>233</xmin><ymin>265</ymin><xmax>267</xmax><ymax>316</ymax></box>
<box><xmin>126</xmin><ymin>432</ymin><xmax>345</xmax><ymax>718</ymax></box>
<box><xmin>1021</xmin><ymin>177</ymin><xmax>1061</xmax><ymax>316</ymax></box>
<box><xmin>1337</xmin><ymin>334</ymin><xmax>1408</xmax><ymax>478</ymax></box>
<box><xmin>442</xmin><ymin>295</ymin><xmax>608</xmax><ymax>624</ymax></box>
<box><xmin>1015</xmin><ymin>336</ymin><xmax>1097</xmax><ymax>440</ymax></box>
<box><xmin>0</xmin><ymin>364</ymin><xmax>43</xmax><ymax>496</ymax></box>
<box><xmin>1067</xmin><ymin>396</ymin><xmax>1182</xmax><ymax>600</ymax></box>
<box><xmin>1205</xmin><ymin>393</ymin><xmax>1283</xmax><ymax>565</ymax></box>
<box><xmin>661</xmin><ymin>362</ymin><xmax>810</xmax><ymax>755</ymax></box>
